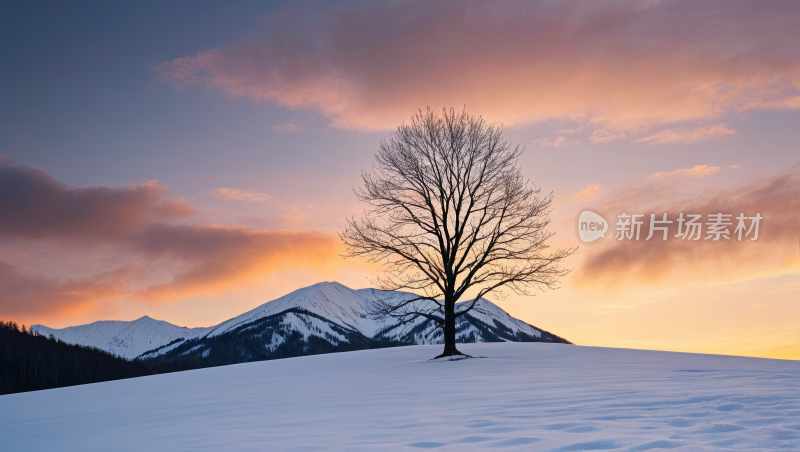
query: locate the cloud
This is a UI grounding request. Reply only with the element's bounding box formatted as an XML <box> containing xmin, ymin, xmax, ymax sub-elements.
<box><xmin>556</xmin><ymin>124</ymin><xmax>591</xmax><ymax>135</ymax></box>
<box><xmin>573</xmin><ymin>165</ymin><xmax>800</xmax><ymax>289</ymax></box>
<box><xmin>153</xmin><ymin>0</ymin><xmax>800</xmax><ymax>132</ymax></box>
<box><xmin>272</xmin><ymin>123</ymin><xmax>300</xmax><ymax>132</ymax></box>
<box><xmin>590</xmin><ymin>129</ymin><xmax>627</xmax><ymax>144</ymax></box>
<box><xmin>207</xmin><ymin>187</ymin><xmax>273</xmax><ymax>202</ymax></box>
<box><xmin>0</xmin><ymin>156</ymin><xmax>194</xmax><ymax>240</ymax></box>
<box><xmin>645</xmin><ymin>165</ymin><xmax>723</xmax><ymax>181</ymax></box>
<box><xmin>532</xmin><ymin>136</ymin><xmax>576</xmax><ymax>147</ymax></box>
<box><xmin>0</xmin><ymin>223</ymin><xmax>342</xmax><ymax>321</ymax></box>
<box><xmin>131</xmin><ymin>224</ymin><xmax>340</xmax><ymax>302</ymax></box>
<box><xmin>635</xmin><ymin>124</ymin><xmax>738</xmax><ymax>145</ymax></box>
<box><xmin>0</xmin><ymin>158</ymin><xmax>342</xmax><ymax>322</ymax></box>
<box><xmin>0</xmin><ymin>261</ymin><xmax>127</xmax><ymax>320</ymax></box>
<box><xmin>570</xmin><ymin>184</ymin><xmax>603</xmax><ymax>202</ymax></box>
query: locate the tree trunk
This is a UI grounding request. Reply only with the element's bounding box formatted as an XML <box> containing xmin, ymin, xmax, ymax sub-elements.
<box><xmin>439</xmin><ymin>299</ymin><xmax>462</xmax><ymax>357</ymax></box>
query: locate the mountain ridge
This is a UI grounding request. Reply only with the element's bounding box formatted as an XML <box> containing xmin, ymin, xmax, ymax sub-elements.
<box><xmin>32</xmin><ymin>281</ymin><xmax>570</xmax><ymax>362</ymax></box>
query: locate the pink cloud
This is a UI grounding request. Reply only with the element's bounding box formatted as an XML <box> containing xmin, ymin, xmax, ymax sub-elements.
<box><xmin>0</xmin><ymin>158</ymin><xmax>342</xmax><ymax>323</ymax></box>
<box><xmin>0</xmin><ymin>157</ymin><xmax>194</xmax><ymax>240</ymax></box>
<box><xmin>590</xmin><ymin>129</ymin><xmax>627</xmax><ymax>144</ymax></box>
<box><xmin>272</xmin><ymin>123</ymin><xmax>300</xmax><ymax>132</ymax></box>
<box><xmin>532</xmin><ymin>136</ymin><xmax>575</xmax><ymax>147</ymax></box>
<box><xmin>131</xmin><ymin>224</ymin><xmax>340</xmax><ymax>303</ymax></box>
<box><xmin>635</xmin><ymin>124</ymin><xmax>738</xmax><ymax>145</ymax></box>
<box><xmin>207</xmin><ymin>187</ymin><xmax>273</xmax><ymax>202</ymax></box>
<box><xmin>0</xmin><ymin>261</ymin><xmax>129</xmax><ymax>320</ymax></box>
<box><xmin>153</xmin><ymin>0</ymin><xmax>800</xmax><ymax>132</ymax></box>
<box><xmin>573</xmin><ymin>164</ymin><xmax>800</xmax><ymax>289</ymax></box>
<box><xmin>0</xmin><ymin>224</ymin><xmax>342</xmax><ymax>322</ymax></box>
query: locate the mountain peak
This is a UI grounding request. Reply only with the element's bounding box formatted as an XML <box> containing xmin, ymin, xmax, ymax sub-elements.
<box><xmin>33</xmin><ymin>282</ymin><xmax>569</xmax><ymax>360</ymax></box>
<box><xmin>309</xmin><ymin>281</ymin><xmax>346</xmax><ymax>289</ymax></box>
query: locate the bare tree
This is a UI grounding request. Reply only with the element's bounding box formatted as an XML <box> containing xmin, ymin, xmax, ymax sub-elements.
<box><xmin>340</xmin><ymin>108</ymin><xmax>574</xmax><ymax>358</ymax></box>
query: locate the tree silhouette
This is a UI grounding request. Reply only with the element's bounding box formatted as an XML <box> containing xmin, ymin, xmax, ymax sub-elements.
<box><xmin>341</xmin><ymin>108</ymin><xmax>574</xmax><ymax>358</ymax></box>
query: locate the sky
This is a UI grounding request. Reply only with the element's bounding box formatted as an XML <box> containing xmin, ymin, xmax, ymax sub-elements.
<box><xmin>1</xmin><ymin>0</ymin><xmax>799</xmax><ymax>359</ymax></box>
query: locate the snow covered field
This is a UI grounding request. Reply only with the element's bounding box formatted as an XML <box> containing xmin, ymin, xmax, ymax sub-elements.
<box><xmin>2</xmin><ymin>343</ymin><xmax>799</xmax><ymax>451</ymax></box>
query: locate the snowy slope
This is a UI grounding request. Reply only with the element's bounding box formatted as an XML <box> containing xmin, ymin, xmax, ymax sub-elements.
<box><xmin>373</xmin><ymin>296</ymin><xmax>548</xmax><ymax>345</ymax></box>
<box><xmin>31</xmin><ymin>316</ymin><xmax>211</xmax><ymax>359</ymax></box>
<box><xmin>204</xmin><ymin>282</ymin><xmax>398</xmax><ymax>338</ymax></box>
<box><xmin>2</xmin><ymin>343</ymin><xmax>799</xmax><ymax>451</ymax></box>
<box><xmin>34</xmin><ymin>282</ymin><xmax>567</xmax><ymax>362</ymax></box>
<box><xmin>197</xmin><ymin>281</ymin><xmax>561</xmax><ymax>346</ymax></box>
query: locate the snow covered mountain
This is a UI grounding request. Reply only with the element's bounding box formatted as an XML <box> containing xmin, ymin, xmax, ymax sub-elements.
<box><xmin>31</xmin><ymin>316</ymin><xmax>211</xmax><ymax>359</ymax></box>
<box><xmin>33</xmin><ymin>282</ymin><xmax>569</xmax><ymax>363</ymax></box>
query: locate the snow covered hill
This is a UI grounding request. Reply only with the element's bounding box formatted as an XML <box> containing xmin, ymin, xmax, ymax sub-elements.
<box><xmin>33</xmin><ymin>282</ymin><xmax>568</xmax><ymax>363</ymax></box>
<box><xmin>2</xmin><ymin>343</ymin><xmax>799</xmax><ymax>451</ymax></box>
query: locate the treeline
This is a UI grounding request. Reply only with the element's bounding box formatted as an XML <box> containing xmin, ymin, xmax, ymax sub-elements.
<box><xmin>0</xmin><ymin>320</ymin><xmax>199</xmax><ymax>395</ymax></box>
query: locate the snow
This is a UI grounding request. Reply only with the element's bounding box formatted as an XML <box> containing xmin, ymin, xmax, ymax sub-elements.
<box><xmin>33</xmin><ymin>282</ymin><xmax>552</xmax><ymax>360</ymax></box>
<box><xmin>205</xmin><ymin>282</ymin><xmax>401</xmax><ymax>338</ymax></box>
<box><xmin>31</xmin><ymin>315</ymin><xmax>212</xmax><ymax>359</ymax></box>
<box><xmin>458</xmin><ymin>298</ymin><xmax>542</xmax><ymax>338</ymax></box>
<box><xmin>2</xmin><ymin>343</ymin><xmax>799</xmax><ymax>451</ymax></box>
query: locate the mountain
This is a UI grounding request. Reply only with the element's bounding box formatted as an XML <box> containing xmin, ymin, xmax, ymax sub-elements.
<box><xmin>31</xmin><ymin>316</ymin><xmax>211</xmax><ymax>360</ymax></box>
<box><xmin>33</xmin><ymin>282</ymin><xmax>569</xmax><ymax>364</ymax></box>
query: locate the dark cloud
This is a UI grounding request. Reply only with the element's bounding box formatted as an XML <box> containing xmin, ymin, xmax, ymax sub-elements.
<box><xmin>0</xmin><ymin>156</ymin><xmax>195</xmax><ymax>240</ymax></box>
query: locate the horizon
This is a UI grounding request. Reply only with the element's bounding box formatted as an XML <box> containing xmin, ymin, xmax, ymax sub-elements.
<box><xmin>2</xmin><ymin>0</ymin><xmax>799</xmax><ymax>361</ymax></box>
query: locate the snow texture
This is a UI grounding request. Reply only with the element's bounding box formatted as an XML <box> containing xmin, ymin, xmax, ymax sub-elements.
<box><xmin>2</xmin><ymin>342</ymin><xmax>799</xmax><ymax>451</ymax></box>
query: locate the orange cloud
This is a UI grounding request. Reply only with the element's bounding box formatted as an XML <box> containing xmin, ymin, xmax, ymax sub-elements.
<box><xmin>0</xmin><ymin>158</ymin><xmax>344</xmax><ymax>323</ymax></box>
<box><xmin>0</xmin><ymin>224</ymin><xmax>343</xmax><ymax>322</ymax></box>
<box><xmin>574</xmin><ymin>165</ymin><xmax>800</xmax><ymax>290</ymax></box>
<box><xmin>131</xmin><ymin>224</ymin><xmax>341</xmax><ymax>302</ymax></box>
<box><xmin>635</xmin><ymin>124</ymin><xmax>738</xmax><ymax>145</ymax></box>
<box><xmin>570</xmin><ymin>184</ymin><xmax>603</xmax><ymax>202</ymax></box>
<box><xmin>645</xmin><ymin>165</ymin><xmax>723</xmax><ymax>181</ymax></box>
<box><xmin>0</xmin><ymin>261</ymin><xmax>128</xmax><ymax>321</ymax></box>
<box><xmin>152</xmin><ymin>1</ymin><xmax>800</xmax><ymax>133</ymax></box>
<box><xmin>207</xmin><ymin>187</ymin><xmax>273</xmax><ymax>202</ymax></box>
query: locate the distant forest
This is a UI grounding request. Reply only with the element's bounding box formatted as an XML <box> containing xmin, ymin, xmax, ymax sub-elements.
<box><xmin>0</xmin><ymin>320</ymin><xmax>198</xmax><ymax>395</ymax></box>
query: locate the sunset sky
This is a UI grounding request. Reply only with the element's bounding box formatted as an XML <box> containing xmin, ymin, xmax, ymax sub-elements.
<box><xmin>1</xmin><ymin>0</ymin><xmax>799</xmax><ymax>359</ymax></box>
